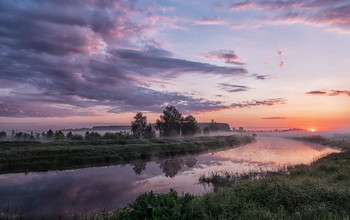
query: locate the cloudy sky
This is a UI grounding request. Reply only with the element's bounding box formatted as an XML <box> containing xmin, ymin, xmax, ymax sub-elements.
<box><xmin>0</xmin><ymin>0</ymin><xmax>349</xmax><ymax>131</ymax></box>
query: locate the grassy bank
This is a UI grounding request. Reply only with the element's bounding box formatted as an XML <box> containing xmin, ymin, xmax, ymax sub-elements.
<box><xmin>0</xmin><ymin>135</ymin><xmax>254</xmax><ymax>174</ymax></box>
<box><xmin>81</xmin><ymin>136</ymin><xmax>350</xmax><ymax>220</ymax></box>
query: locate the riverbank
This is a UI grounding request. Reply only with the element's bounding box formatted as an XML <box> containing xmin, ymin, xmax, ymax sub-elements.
<box><xmin>0</xmin><ymin>135</ymin><xmax>255</xmax><ymax>174</ymax></box>
<box><xmin>83</xmin><ymin>136</ymin><xmax>350</xmax><ymax>219</ymax></box>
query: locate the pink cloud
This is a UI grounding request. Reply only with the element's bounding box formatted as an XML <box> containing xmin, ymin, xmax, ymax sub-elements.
<box><xmin>279</xmin><ymin>61</ymin><xmax>285</xmax><ymax>67</ymax></box>
<box><xmin>204</xmin><ymin>50</ymin><xmax>244</xmax><ymax>65</ymax></box>
<box><xmin>195</xmin><ymin>16</ymin><xmax>226</xmax><ymax>25</ymax></box>
<box><xmin>229</xmin><ymin>1</ymin><xmax>350</xmax><ymax>32</ymax></box>
<box><xmin>230</xmin><ymin>1</ymin><xmax>254</xmax><ymax>11</ymax></box>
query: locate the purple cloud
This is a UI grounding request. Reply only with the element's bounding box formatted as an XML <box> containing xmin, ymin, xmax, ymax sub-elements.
<box><xmin>219</xmin><ymin>83</ymin><xmax>250</xmax><ymax>93</ymax></box>
<box><xmin>262</xmin><ymin>117</ymin><xmax>287</xmax><ymax>119</ymax></box>
<box><xmin>0</xmin><ymin>1</ymin><xmax>282</xmax><ymax>118</ymax></box>
<box><xmin>306</xmin><ymin>90</ymin><xmax>350</xmax><ymax>96</ymax></box>
<box><xmin>229</xmin><ymin>0</ymin><xmax>350</xmax><ymax>32</ymax></box>
<box><xmin>252</xmin><ymin>73</ymin><xmax>271</xmax><ymax>80</ymax></box>
<box><xmin>305</xmin><ymin>90</ymin><xmax>327</xmax><ymax>95</ymax></box>
<box><xmin>230</xmin><ymin>98</ymin><xmax>287</xmax><ymax>108</ymax></box>
<box><xmin>204</xmin><ymin>50</ymin><xmax>244</xmax><ymax>65</ymax></box>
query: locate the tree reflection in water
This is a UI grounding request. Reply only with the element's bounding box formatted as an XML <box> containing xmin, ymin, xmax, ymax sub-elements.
<box><xmin>130</xmin><ymin>155</ymin><xmax>197</xmax><ymax>177</ymax></box>
<box><xmin>131</xmin><ymin>161</ymin><xmax>147</xmax><ymax>175</ymax></box>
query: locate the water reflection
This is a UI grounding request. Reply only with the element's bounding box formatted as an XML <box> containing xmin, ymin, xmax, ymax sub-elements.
<box><xmin>130</xmin><ymin>155</ymin><xmax>197</xmax><ymax>177</ymax></box>
<box><xmin>0</xmin><ymin>136</ymin><xmax>340</xmax><ymax>218</ymax></box>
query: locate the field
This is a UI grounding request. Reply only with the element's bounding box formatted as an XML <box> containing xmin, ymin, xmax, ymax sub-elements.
<box><xmin>0</xmin><ymin>135</ymin><xmax>255</xmax><ymax>174</ymax></box>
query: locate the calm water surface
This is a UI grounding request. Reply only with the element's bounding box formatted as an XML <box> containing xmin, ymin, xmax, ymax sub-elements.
<box><xmin>0</xmin><ymin>136</ymin><xmax>339</xmax><ymax>218</ymax></box>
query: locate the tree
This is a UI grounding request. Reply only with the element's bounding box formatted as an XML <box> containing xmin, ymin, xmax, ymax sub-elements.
<box><xmin>67</xmin><ymin>131</ymin><xmax>83</xmax><ymax>141</ymax></box>
<box><xmin>131</xmin><ymin>112</ymin><xmax>147</xmax><ymax>138</ymax></box>
<box><xmin>209</xmin><ymin>119</ymin><xmax>218</xmax><ymax>132</ymax></box>
<box><xmin>85</xmin><ymin>131</ymin><xmax>102</xmax><ymax>140</ymax></box>
<box><xmin>54</xmin><ymin>130</ymin><xmax>65</xmax><ymax>140</ymax></box>
<box><xmin>0</xmin><ymin>131</ymin><xmax>6</xmax><ymax>139</ymax></box>
<box><xmin>46</xmin><ymin>129</ymin><xmax>54</xmax><ymax>139</ymax></box>
<box><xmin>203</xmin><ymin>127</ymin><xmax>210</xmax><ymax>135</ymax></box>
<box><xmin>181</xmin><ymin>115</ymin><xmax>199</xmax><ymax>137</ymax></box>
<box><xmin>15</xmin><ymin>132</ymin><xmax>23</xmax><ymax>139</ymax></box>
<box><xmin>156</xmin><ymin>106</ymin><xmax>182</xmax><ymax>137</ymax></box>
<box><xmin>66</xmin><ymin>131</ymin><xmax>73</xmax><ymax>140</ymax></box>
<box><xmin>144</xmin><ymin>124</ymin><xmax>155</xmax><ymax>139</ymax></box>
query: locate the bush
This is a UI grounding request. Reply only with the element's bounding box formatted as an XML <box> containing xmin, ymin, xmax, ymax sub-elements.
<box><xmin>0</xmin><ymin>131</ymin><xmax>7</xmax><ymax>139</ymax></box>
<box><xmin>85</xmin><ymin>131</ymin><xmax>102</xmax><ymax>140</ymax></box>
<box><xmin>118</xmin><ymin>189</ymin><xmax>195</xmax><ymax>219</ymax></box>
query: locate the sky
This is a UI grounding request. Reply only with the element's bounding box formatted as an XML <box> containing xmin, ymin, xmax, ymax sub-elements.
<box><xmin>0</xmin><ymin>0</ymin><xmax>349</xmax><ymax>131</ymax></box>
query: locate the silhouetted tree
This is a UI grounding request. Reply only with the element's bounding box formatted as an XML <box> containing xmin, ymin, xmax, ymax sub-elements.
<box><xmin>209</xmin><ymin>119</ymin><xmax>218</xmax><ymax>132</ymax></box>
<box><xmin>23</xmin><ymin>133</ymin><xmax>29</xmax><ymax>139</ymax></box>
<box><xmin>156</xmin><ymin>106</ymin><xmax>182</xmax><ymax>137</ymax></box>
<box><xmin>85</xmin><ymin>131</ymin><xmax>102</xmax><ymax>140</ymax></box>
<box><xmin>103</xmin><ymin>132</ymin><xmax>118</xmax><ymax>139</ymax></box>
<box><xmin>131</xmin><ymin>112</ymin><xmax>147</xmax><ymax>138</ymax></box>
<box><xmin>46</xmin><ymin>129</ymin><xmax>54</xmax><ymax>139</ymax></box>
<box><xmin>0</xmin><ymin>131</ymin><xmax>6</xmax><ymax>139</ymax></box>
<box><xmin>54</xmin><ymin>130</ymin><xmax>65</xmax><ymax>140</ymax></box>
<box><xmin>203</xmin><ymin>127</ymin><xmax>210</xmax><ymax>135</ymax></box>
<box><xmin>15</xmin><ymin>132</ymin><xmax>23</xmax><ymax>139</ymax></box>
<box><xmin>29</xmin><ymin>132</ymin><xmax>35</xmax><ymax>140</ymax></box>
<box><xmin>144</xmin><ymin>124</ymin><xmax>155</xmax><ymax>139</ymax></box>
<box><xmin>35</xmin><ymin>132</ymin><xmax>40</xmax><ymax>139</ymax></box>
<box><xmin>239</xmin><ymin>127</ymin><xmax>245</xmax><ymax>132</ymax></box>
<box><xmin>66</xmin><ymin>131</ymin><xmax>73</xmax><ymax>139</ymax></box>
<box><xmin>67</xmin><ymin>131</ymin><xmax>83</xmax><ymax>141</ymax></box>
<box><xmin>181</xmin><ymin>115</ymin><xmax>199</xmax><ymax>137</ymax></box>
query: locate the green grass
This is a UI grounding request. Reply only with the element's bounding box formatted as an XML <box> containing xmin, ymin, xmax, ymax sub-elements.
<box><xmin>0</xmin><ymin>135</ymin><xmax>255</xmax><ymax>174</ymax></box>
<box><xmin>78</xmin><ymin>136</ymin><xmax>350</xmax><ymax>220</ymax></box>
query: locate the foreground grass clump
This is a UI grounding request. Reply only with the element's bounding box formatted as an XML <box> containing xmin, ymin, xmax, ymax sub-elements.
<box><xmin>199</xmin><ymin>168</ymin><xmax>286</xmax><ymax>189</ymax></box>
<box><xmin>84</xmin><ymin>138</ymin><xmax>350</xmax><ymax>220</ymax></box>
<box><xmin>0</xmin><ymin>135</ymin><xmax>254</xmax><ymax>174</ymax></box>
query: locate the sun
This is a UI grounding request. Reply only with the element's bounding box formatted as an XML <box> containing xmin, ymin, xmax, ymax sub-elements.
<box><xmin>310</xmin><ymin>129</ymin><xmax>316</xmax><ymax>132</ymax></box>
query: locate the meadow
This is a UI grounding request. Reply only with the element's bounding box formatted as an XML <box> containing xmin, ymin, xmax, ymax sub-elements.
<box><xmin>0</xmin><ymin>135</ymin><xmax>255</xmax><ymax>174</ymax></box>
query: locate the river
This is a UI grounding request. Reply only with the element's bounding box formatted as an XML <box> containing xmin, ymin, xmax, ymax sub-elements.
<box><xmin>0</xmin><ymin>136</ymin><xmax>339</xmax><ymax>218</ymax></box>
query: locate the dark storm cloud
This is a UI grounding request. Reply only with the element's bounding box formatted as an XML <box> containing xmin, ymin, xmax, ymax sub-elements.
<box><xmin>219</xmin><ymin>83</ymin><xmax>250</xmax><ymax>93</ymax></box>
<box><xmin>114</xmin><ymin>49</ymin><xmax>247</xmax><ymax>77</ymax></box>
<box><xmin>0</xmin><ymin>99</ymin><xmax>95</xmax><ymax>117</ymax></box>
<box><xmin>0</xmin><ymin>0</ymin><xmax>277</xmax><ymax>117</ymax></box>
<box><xmin>0</xmin><ymin>0</ymin><xmax>143</xmax><ymax>55</ymax></box>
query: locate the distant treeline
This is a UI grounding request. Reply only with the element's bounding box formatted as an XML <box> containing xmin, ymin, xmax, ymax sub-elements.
<box><xmin>0</xmin><ymin>129</ymin><xmax>138</xmax><ymax>141</ymax></box>
<box><xmin>0</xmin><ymin>106</ymin><xmax>242</xmax><ymax>141</ymax></box>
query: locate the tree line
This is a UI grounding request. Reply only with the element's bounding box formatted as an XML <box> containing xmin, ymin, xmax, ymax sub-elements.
<box><xmin>131</xmin><ymin>105</ymin><xmax>217</xmax><ymax>138</ymax></box>
<box><xmin>0</xmin><ymin>129</ymin><xmax>138</xmax><ymax>141</ymax></box>
<box><xmin>0</xmin><ymin>106</ymin><xmax>220</xmax><ymax>141</ymax></box>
